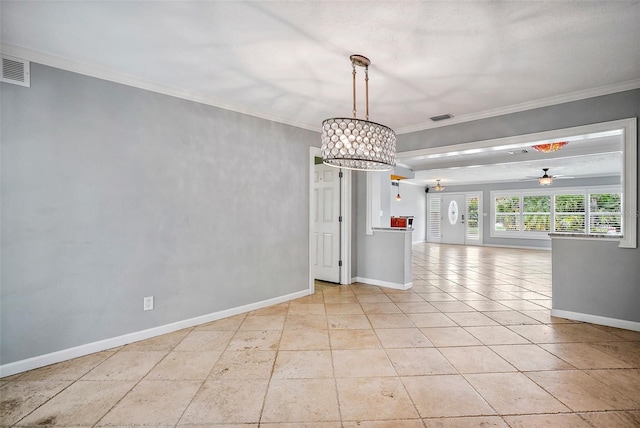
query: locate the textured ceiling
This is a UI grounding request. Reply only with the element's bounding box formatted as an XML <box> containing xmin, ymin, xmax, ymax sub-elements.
<box><xmin>2</xmin><ymin>1</ymin><xmax>639</xmax><ymax>184</ymax></box>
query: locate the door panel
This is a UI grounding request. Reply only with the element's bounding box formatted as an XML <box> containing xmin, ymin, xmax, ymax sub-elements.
<box><xmin>441</xmin><ymin>194</ymin><xmax>466</xmax><ymax>245</ymax></box>
<box><xmin>313</xmin><ymin>164</ymin><xmax>341</xmax><ymax>282</ymax></box>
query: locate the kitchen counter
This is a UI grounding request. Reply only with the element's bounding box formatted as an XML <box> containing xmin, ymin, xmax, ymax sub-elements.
<box><xmin>372</xmin><ymin>227</ymin><xmax>414</xmax><ymax>232</ymax></box>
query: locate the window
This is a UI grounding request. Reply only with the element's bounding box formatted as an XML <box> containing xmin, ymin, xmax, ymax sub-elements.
<box><xmin>427</xmin><ymin>196</ymin><xmax>441</xmax><ymax>241</ymax></box>
<box><xmin>495</xmin><ymin>196</ymin><xmax>520</xmax><ymax>232</ymax></box>
<box><xmin>589</xmin><ymin>193</ymin><xmax>622</xmax><ymax>234</ymax></box>
<box><xmin>523</xmin><ymin>195</ymin><xmax>551</xmax><ymax>232</ymax></box>
<box><xmin>554</xmin><ymin>194</ymin><xmax>586</xmax><ymax>233</ymax></box>
<box><xmin>491</xmin><ymin>187</ymin><xmax>621</xmax><ymax>239</ymax></box>
<box><xmin>466</xmin><ymin>195</ymin><xmax>480</xmax><ymax>241</ymax></box>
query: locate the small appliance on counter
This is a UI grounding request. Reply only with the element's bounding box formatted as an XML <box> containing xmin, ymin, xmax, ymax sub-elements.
<box><xmin>391</xmin><ymin>216</ymin><xmax>414</xmax><ymax>228</ymax></box>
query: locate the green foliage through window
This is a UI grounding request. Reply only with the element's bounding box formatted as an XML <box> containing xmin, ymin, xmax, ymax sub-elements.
<box><xmin>493</xmin><ymin>190</ymin><xmax>621</xmax><ymax>236</ymax></box>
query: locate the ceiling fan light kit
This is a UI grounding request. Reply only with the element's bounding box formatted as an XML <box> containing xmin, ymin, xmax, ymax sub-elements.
<box><xmin>321</xmin><ymin>54</ymin><xmax>396</xmax><ymax>171</ymax></box>
<box><xmin>538</xmin><ymin>168</ymin><xmax>553</xmax><ymax>186</ymax></box>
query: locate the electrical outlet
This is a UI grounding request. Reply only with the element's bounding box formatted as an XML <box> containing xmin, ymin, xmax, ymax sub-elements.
<box><xmin>143</xmin><ymin>296</ymin><xmax>154</xmax><ymax>311</ymax></box>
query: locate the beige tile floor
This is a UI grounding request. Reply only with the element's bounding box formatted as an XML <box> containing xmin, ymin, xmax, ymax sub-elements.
<box><xmin>2</xmin><ymin>243</ymin><xmax>640</xmax><ymax>427</ymax></box>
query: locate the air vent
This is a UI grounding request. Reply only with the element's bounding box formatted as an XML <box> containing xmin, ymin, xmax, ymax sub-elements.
<box><xmin>1</xmin><ymin>55</ymin><xmax>30</xmax><ymax>87</ymax></box>
<box><xmin>430</xmin><ymin>113</ymin><xmax>453</xmax><ymax>122</ymax></box>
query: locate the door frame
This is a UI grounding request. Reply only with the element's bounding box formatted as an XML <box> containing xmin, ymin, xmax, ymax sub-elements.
<box><xmin>309</xmin><ymin>147</ymin><xmax>352</xmax><ymax>293</ymax></box>
<box><xmin>427</xmin><ymin>191</ymin><xmax>484</xmax><ymax>245</ymax></box>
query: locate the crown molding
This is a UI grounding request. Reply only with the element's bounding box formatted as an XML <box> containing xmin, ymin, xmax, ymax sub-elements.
<box><xmin>395</xmin><ymin>79</ymin><xmax>640</xmax><ymax>135</ymax></box>
<box><xmin>3</xmin><ymin>43</ymin><xmax>639</xmax><ymax>136</ymax></box>
<box><xmin>0</xmin><ymin>43</ymin><xmax>318</xmax><ymax>132</ymax></box>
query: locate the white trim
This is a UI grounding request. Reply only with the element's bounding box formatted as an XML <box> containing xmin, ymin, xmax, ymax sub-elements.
<box><xmin>550</xmin><ymin>309</ymin><xmax>640</xmax><ymax>332</ymax></box>
<box><xmin>309</xmin><ymin>148</ymin><xmax>352</xmax><ymax>286</ymax></box>
<box><xmin>340</xmin><ymin>170</ymin><xmax>352</xmax><ymax>285</ymax></box>
<box><xmin>549</xmin><ymin>234</ymin><xmax>622</xmax><ymax>242</ymax></box>
<box><xmin>0</xmin><ymin>289</ymin><xmax>309</xmax><ymax>378</ymax></box>
<box><xmin>354</xmin><ymin>277</ymin><xmax>413</xmax><ymax>291</ymax></box>
<box><xmin>309</xmin><ymin>148</ymin><xmax>319</xmax><ymax>293</ymax></box>
<box><xmin>483</xmin><ymin>243</ymin><xmax>551</xmax><ymax>251</ymax></box>
<box><xmin>395</xmin><ymin>79</ymin><xmax>640</xmax><ymax>134</ymax></box>
<box><xmin>465</xmin><ymin>192</ymin><xmax>483</xmax><ymax>245</ymax></box>
<box><xmin>620</xmin><ymin>118</ymin><xmax>637</xmax><ymax>249</ymax></box>
<box><xmin>366</xmin><ymin>172</ymin><xmax>382</xmax><ymax>234</ymax></box>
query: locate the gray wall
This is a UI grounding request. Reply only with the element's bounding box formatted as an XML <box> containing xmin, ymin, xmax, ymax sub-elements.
<box><xmin>355</xmin><ymin>173</ymin><xmax>412</xmax><ymax>286</ymax></box>
<box><xmin>390</xmin><ymin>182</ymin><xmax>427</xmax><ymax>243</ymax></box>
<box><xmin>434</xmin><ymin>176</ymin><xmax>621</xmax><ymax>249</ymax></box>
<box><xmin>397</xmin><ymin>89</ymin><xmax>640</xmax><ymax>325</ymax></box>
<box><xmin>552</xmin><ymin>239</ymin><xmax>640</xmax><ymax>323</ymax></box>
<box><xmin>398</xmin><ymin>90</ymin><xmax>640</xmax><ymax>151</ymax></box>
<box><xmin>1</xmin><ymin>64</ymin><xmax>318</xmax><ymax>364</ymax></box>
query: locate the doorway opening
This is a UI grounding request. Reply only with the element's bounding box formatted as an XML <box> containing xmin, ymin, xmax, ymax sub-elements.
<box><xmin>308</xmin><ymin>147</ymin><xmax>352</xmax><ymax>294</ymax></box>
<box><xmin>427</xmin><ymin>192</ymin><xmax>483</xmax><ymax>245</ymax></box>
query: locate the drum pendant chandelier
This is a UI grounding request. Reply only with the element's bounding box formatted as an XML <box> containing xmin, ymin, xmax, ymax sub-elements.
<box><xmin>321</xmin><ymin>54</ymin><xmax>396</xmax><ymax>171</ymax></box>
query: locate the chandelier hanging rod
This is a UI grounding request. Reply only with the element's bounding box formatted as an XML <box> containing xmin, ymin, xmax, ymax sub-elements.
<box><xmin>349</xmin><ymin>54</ymin><xmax>371</xmax><ymax>121</ymax></box>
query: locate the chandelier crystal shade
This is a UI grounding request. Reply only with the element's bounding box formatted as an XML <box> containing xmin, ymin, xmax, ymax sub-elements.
<box><xmin>321</xmin><ymin>55</ymin><xmax>396</xmax><ymax>171</ymax></box>
<box><xmin>433</xmin><ymin>179</ymin><xmax>445</xmax><ymax>192</ymax></box>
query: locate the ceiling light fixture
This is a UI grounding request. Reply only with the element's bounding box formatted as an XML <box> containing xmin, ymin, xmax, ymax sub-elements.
<box><xmin>532</xmin><ymin>141</ymin><xmax>568</xmax><ymax>153</ymax></box>
<box><xmin>321</xmin><ymin>54</ymin><xmax>396</xmax><ymax>171</ymax></box>
<box><xmin>393</xmin><ymin>179</ymin><xmax>402</xmax><ymax>201</ymax></box>
<box><xmin>433</xmin><ymin>179</ymin><xmax>445</xmax><ymax>192</ymax></box>
<box><xmin>538</xmin><ymin>168</ymin><xmax>553</xmax><ymax>186</ymax></box>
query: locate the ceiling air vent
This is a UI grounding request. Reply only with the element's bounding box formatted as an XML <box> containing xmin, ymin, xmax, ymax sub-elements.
<box><xmin>1</xmin><ymin>55</ymin><xmax>30</xmax><ymax>87</ymax></box>
<box><xmin>430</xmin><ymin>113</ymin><xmax>453</xmax><ymax>122</ymax></box>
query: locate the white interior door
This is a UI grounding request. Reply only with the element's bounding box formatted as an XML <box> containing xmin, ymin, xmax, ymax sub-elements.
<box><xmin>441</xmin><ymin>194</ymin><xmax>466</xmax><ymax>245</ymax></box>
<box><xmin>313</xmin><ymin>163</ymin><xmax>341</xmax><ymax>283</ymax></box>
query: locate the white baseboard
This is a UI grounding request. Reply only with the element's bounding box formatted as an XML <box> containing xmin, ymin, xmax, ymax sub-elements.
<box><xmin>0</xmin><ymin>289</ymin><xmax>310</xmax><ymax>378</ymax></box>
<box><xmin>483</xmin><ymin>243</ymin><xmax>552</xmax><ymax>251</ymax></box>
<box><xmin>550</xmin><ymin>309</ymin><xmax>640</xmax><ymax>332</ymax></box>
<box><xmin>354</xmin><ymin>277</ymin><xmax>413</xmax><ymax>290</ymax></box>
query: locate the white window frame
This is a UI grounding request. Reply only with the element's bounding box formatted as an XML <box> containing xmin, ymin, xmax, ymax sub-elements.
<box><xmin>426</xmin><ymin>194</ymin><xmax>442</xmax><ymax>242</ymax></box>
<box><xmin>491</xmin><ymin>185</ymin><xmax>622</xmax><ymax>239</ymax></box>
<box><xmin>522</xmin><ymin>194</ymin><xmax>552</xmax><ymax>233</ymax></box>
<box><xmin>586</xmin><ymin>186</ymin><xmax>623</xmax><ymax>235</ymax></box>
<box><xmin>465</xmin><ymin>192</ymin><xmax>483</xmax><ymax>244</ymax></box>
<box><xmin>553</xmin><ymin>190</ymin><xmax>588</xmax><ymax>234</ymax></box>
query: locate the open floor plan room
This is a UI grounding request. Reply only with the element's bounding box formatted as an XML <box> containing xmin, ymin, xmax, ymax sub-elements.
<box><xmin>1</xmin><ymin>243</ymin><xmax>639</xmax><ymax>427</ymax></box>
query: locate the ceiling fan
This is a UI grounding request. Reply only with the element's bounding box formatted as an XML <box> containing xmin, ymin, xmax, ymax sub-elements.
<box><xmin>522</xmin><ymin>168</ymin><xmax>573</xmax><ymax>186</ymax></box>
<box><xmin>538</xmin><ymin>168</ymin><xmax>554</xmax><ymax>186</ymax></box>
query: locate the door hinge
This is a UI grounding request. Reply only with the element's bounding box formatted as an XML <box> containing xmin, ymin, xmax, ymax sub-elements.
<box><xmin>339</xmin><ymin>215</ymin><xmax>343</xmax><ymax>222</ymax></box>
<box><xmin>339</xmin><ymin>171</ymin><xmax>343</xmax><ymax>178</ymax></box>
<box><xmin>338</xmin><ymin>260</ymin><xmax>343</xmax><ymax>267</ymax></box>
